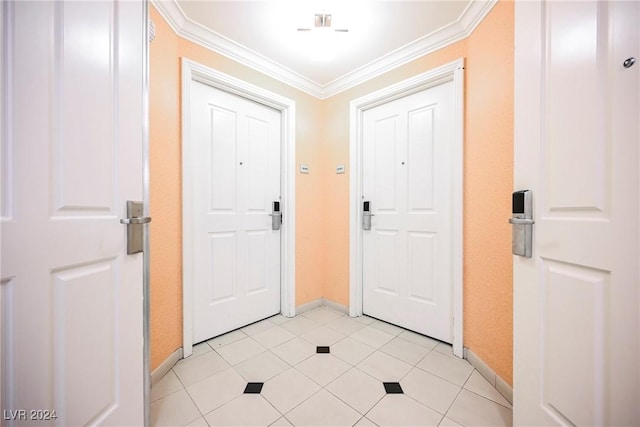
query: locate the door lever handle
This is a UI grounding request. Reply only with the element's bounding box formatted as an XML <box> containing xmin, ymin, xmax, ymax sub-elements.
<box><xmin>121</xmin><ymin>201</ymin><xmax>151</xmax><ymax>254</ymax></box>
<box><xmin>508</xmin><ymin>218</ymin><xmax>534</xmax><ymax>225</ymax></box>
<box><xmin>120</xmin><ymin>217</ymin><xmax>152</xmax><ymax>225</ymax></box>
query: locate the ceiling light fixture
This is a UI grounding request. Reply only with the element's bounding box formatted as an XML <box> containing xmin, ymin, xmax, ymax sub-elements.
<box><xmin>297</xmin><ymin>13</ymin><xmax>348</xmax><ymax>62</ymax></box>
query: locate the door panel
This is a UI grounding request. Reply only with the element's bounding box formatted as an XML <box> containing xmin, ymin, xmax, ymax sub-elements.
<box><xmin>191</xmin><ymin>81</ymin><xmax>281</xmax><ymax>343</ymax></box>
<box><xmin>363</xmin><ymin>83</ymin><xmax>454</xmax><ymax>342</ymax></box>
<box><xmin>1</xmin><ymin>1</ymin><xmax>145</xmax><ymax>425</ymax></box>
<box><xmin>514</xmin><ymin>1</ymin><xmax>639</xmax><ymax>425</ymax></box>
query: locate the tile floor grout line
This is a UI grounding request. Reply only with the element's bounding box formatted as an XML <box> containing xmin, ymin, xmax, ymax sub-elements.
<box><xmin>151</xmin><ymin>310</ymin><xmax>511</xmax><ymax>427</ymax></box>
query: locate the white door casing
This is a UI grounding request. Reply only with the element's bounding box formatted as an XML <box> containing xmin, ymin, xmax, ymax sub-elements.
<box><xmin>182</xmin><ymin>59</ymin><xmax>296</xmax><ymax>357</ymax></box>
<box><xmin>1</xmin><ymin>1</ymin><xmax>146</xmax><ymax>425</ymax></box>
<box><xmin>350</xmin><ymin>59</ymin><xmax>464</xmax><ymax>356</ymax></box>
<box><xmin>190</xmin><ymin>81</ymin><xmax>281</xmax><ymax>344</ymax></box>
<box><xmin>514</xmin><ymin>1</ymin><xmax>639</xmax><ymax>425</ymax></box>
<box><xmin>362</xmin><ymin>82</ymin><xmax>454</xmax><ymax>343</ymax></box>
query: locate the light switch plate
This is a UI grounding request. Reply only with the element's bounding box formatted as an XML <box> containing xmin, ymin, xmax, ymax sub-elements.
<box><xmin>300</xmin><ymin>164</ymin><xmax>309</xmax><ymax>174</ymax></box>
<box><xmin>336</xmin><ymin>164</ymin><xmax>345</xmax><ymax>174</ymax></box>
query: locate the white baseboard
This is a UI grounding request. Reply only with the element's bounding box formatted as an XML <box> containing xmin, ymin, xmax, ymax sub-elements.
<box><xmin>295</xmin><ymin>298</ymin><xmax>349</xmax><ymax>315</ymax></box>
<box><xmin>464</xmin><ymin>348</ymin><xmax>513</xmax><ymax>404</ymax></box>
<box><xmin>151</xmin><ymin>348</ymin><xmax>183</xmax><ymax>386</ymax></box>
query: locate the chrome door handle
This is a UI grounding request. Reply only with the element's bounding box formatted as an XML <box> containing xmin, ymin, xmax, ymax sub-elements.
<box><xmin>120</xmin><ymin>217</ymin><xmax>152</xmax><ymax>225</ymax></box>
<box><xmin>508</xmin><ymin>218</ymin><xmax>534</xmax><ymax>225</ymax></box>
<box><xmin>121</xmin><ymin>200</ymin><xmax>151</xmax><ymax>254</ymax></box>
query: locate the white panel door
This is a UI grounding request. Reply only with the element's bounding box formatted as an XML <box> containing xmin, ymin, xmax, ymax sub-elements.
<box><xmin>190</xmin><ymin>81</ymin><xmax>281</xmax><ymax>343</ymax></box>
<box><xmin>1</xmin><ymin>1</ymin><xmax>145</xmax><ymax>426</ymax></box>
<box><xmin>362</xmin><ymin>83</ymin><xmax>454</xmax><ymax>343</ymax></box>
<box><xmin>514</xmin><ymin>1</ymin><xmax>639</xmax><ymax>425</ymax></box>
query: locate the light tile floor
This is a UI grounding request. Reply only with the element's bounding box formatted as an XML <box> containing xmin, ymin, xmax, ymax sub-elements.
<box><xmin>151</xmin><ymin>307</ymin><xmax>512</xmax><ymax>426</ymax></box>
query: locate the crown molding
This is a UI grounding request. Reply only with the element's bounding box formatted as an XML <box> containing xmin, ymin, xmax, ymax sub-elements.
<box><xmin>150</xmin><ymin>0</ymin><xmax>497</xmax><ymax>100</ymax></box>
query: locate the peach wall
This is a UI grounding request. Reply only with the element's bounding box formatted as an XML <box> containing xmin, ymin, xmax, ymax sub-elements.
<box><xmin>321</xmin><ymin>2</ymin><xmax>514</xmax><ymax>384</ymax></box>
<box><xmin>149</xmin><ymin>2</ymin><xmax>514</xmax><ymax>384</ymax></box>
<box><xmin>463</xmin><ymin>1</ymin><xmax>514</xmax><ymax>385</ymax></box>
<box><xmin>149</xmin><ymin>9</ymin><xmax>182</xmax><ymax>371</ymax></box>
<box><xmin>149</xmin><ymin>6</ymin><xmax>325</xmax><ymax>370</ymax></box>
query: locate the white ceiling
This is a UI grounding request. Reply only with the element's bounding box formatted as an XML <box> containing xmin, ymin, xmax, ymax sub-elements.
<box><xmin>152</xmin><ymin>0</ymin><xmax>497</xmax><ymax>98</ymax></box>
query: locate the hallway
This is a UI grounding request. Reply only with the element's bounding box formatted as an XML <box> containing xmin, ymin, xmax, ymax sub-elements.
<box><xmin>151</xmin><ymin>307</ymin><xmax>512</xmax><ymax>426</ymax></box>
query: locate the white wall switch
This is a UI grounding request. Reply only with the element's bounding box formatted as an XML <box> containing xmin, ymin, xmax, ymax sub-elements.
<box><xmin>336</xmin><ymin>164</ymin><xmax>345</xmax><ymax>174</ymax></box>
<box><xmin>300</xmin><ymin>164</ymin><xmax>310</xmax><ymax>174</ymax></box>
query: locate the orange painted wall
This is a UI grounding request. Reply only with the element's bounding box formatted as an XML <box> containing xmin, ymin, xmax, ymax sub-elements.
<box><xmin>149</xmin><ymin>2</ymin><xmax>514</xmax><ymax>384</ymax></box>
<box><xmin>463</xmin><ymin>1</ymin><xmax>514</xmax><ymax>386</ymax></box>
<box><xmin>149</xmin><ymin>6</ymin><xmax>325</xmax><ymax>370</ymax></box>
<box><xmin>321</xmin><ymin>1</ymin><xmax>514</xmax><ymax>383</ymax></box>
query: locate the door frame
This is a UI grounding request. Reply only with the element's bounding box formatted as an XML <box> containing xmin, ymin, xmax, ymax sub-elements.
<box><xmin>181</xmin><ymin>59</ymin><xmax>296</xmax><ymax>357</ymax></box>
<box><xmin>349</xmin><ymin>58</ymin><xmax>465</xmax><ymax>357</ymax></box>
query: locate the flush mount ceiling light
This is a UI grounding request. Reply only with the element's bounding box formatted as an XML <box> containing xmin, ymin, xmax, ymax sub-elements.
<box><xmin>297</xmin><ymin>13</ymin><xmax>349</xmax><ymax>62</ymax></box>
<box><xmin>297</xmin><ymin>13</ymin><xmax>349</xmax><ymax>33</ymax></box>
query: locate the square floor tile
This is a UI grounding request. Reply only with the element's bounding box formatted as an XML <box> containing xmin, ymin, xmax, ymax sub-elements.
<box><xmin>351</xmin><ymin>326</ymin><xmax>395</xmax><ymax>349</ymax></box>
<box><xmin>354</xmin><ymin>417</ymin><xmax>378</xmax><ymax>427</ymax></box>
<box><xmin>463</xmin><ymin>370</ymin><xmax>512</xmax><ymax>408</ymax></box>
<box><xmin>150</xmin><ymin>389</ymin><xmax>201</xmax><ymax>427</ymax></box>
<box><xmin>204</xmin><ymin>394</ymin><xmax>281</xmax><ymax>426</ymax></box>
<box><xmin>368</xmin><ymin>394</ymin><xmax>442</xmax><ymax>427</ymax></box>
<box><xmin>326</xmin><ymin>368</ymin><xmax>385</xmax><ymax>414</ymax></box>
<box><xmin>234</xmin><ymin>351</ymin><xmax>289</xmax><ymax>382</ymax></box>
<box><xmin>262</xmin><ymin>368</ymin><xmax>321</xmax><ymax>414</ymax></box>
<box><xmin>190</xmin><ymin>342</ymin><xmax>213</xmax><ymax>357</ymax></box>
<box><xmin>285</xmin><ymin>390</ymin><xmax>362</xmax><ymax>427</ymax></box>
<box><xmin>354</xmin><ymin>315</ymin><xmax>375</xmax><ymax>325</ymax></box>
<box><xmin>434</xmin><ymin>342</ymin><xmax>456</xmax><ymax>358</ymax></box>
<box><xmin>331</xmin><ymin>337</ymin><xmax>376</xmax><ymax>366</ymax></box>
<box><xmin>296</xmin><ymin>353</ymin><xmax>351</xmax><ymax>386</ymax></box>
<box><xmin>446</xmin><ymin>389</ymin><xmax>512</xmax><ymax>427</ymax></box>
<box><xmin>242</xmin><ymin>319</ymin><xmax>276</xmax><ymax>336</ymax></box>
<box><xmin>271</xmin><ymin>337</ymin><xmax>316</xmax><ymax>365</ymax></box>
<box><xmin>280</xmin><ymin>316</ymin><xmax>320</xmax><ymax>336</ymax></box>
<box><xmin>215</xmin><ymin>337</ymin><xmax>266</xmax><ymax>365</ymax></box>
<box><xmin>398</xmin><ymin>330</ymin><xmax>439</xmax><ymax>349</ymax></box>
<box><xmin>301</xmin><ymin>307</ymin><xmax>344</xmax><ymax>324</ymax></box>
<box><xmin>439</xmin><ymin>417</ymin><xmax>463</xmax><ymax>427</ymax></box>
<box><xmin>186</xmin><ymin>417</ymin><xmax>208</xmax><ymax>427</ymax></box>
<box><xmin>369</xmin><ymin>319</ymin><xmax>405</xmax><ymax>336</ymax></box>
<box><xmin>269</xmin><ymin>314</ymin><xmax>291</xmax><ymax>325</ymax></box>
<box><xmin>173</xmin><ymin>351</ymin><xmax>230</xmax><ymax>386</ymax></box>
<box><xmin>357</xmin><ymin>351</ymin><xmax>412</xmax><ymax>382</ymax></box>
<box><xmin>402</xmin><ymin>367</ymin><xmax>461</xmax><ymax>415</ymax></box>
<box><xmin>186</xmin><ymin>368</ymin><xmax>246</xmax><ymax>415</ymax></box>
<box><xmin>207</xmin><ymin>329</ymin><xmax>247</xmax><ymax>349</ymax></box>
<box><xmin>252</xmin><ymin>325</ymin><xmax>296</xmax><ymax>349</ymax></box>
<box><xmin>151</xmin><ymin>370</ymin><xmax>184</xmax><ymax>402</ymax></box>
<box><xmin>270</xmin><ymin>417</ymin><xmax>293</xmax><ymax>426</ymax></box>
<box><xmin>244</xmin><ymin>382</ymin><xmax>264</xmax><ymax>394</ymax></box>
<box><xmin>380</xmin><ymin>337</ymin><xmax>432</xmax><ymax>366</ymax></box>
<box><xmin>417</xmin><ymin>351</ymin><xmax>474</xmax><ymax>386</ymax></box>
<box><xmin>301</xmin><ymin>326</ymin><xmax>345</xmax><ymax>346</ymax></box>
<box><xmin>383</xmin><ymin>382</ymin><xmax>404</xmax><ymax>394</ymax></box>
<box><xmin>326</xmin><ymin>316</ymin><xmax>367</xmax><ymax>336</ymax></box>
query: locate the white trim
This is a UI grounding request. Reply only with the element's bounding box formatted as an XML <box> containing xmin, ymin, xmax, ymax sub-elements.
<box><xmin>150</xmin><ymin>347</ymin><xmax>183</xmax><ymax>386</ymax></box>
<box><xmin>295</xmin><ymin>298</ymin><xmax>350</xmax><ymax>316</ymax></box>
<box><xmin>349</xmin><ymin>59</ymin><xmax>465</xmax><ymax>357</ymax></box>
<box><xmin>150</xmin><ymin>0</ymin><xmax>496</xmax><ymax>100</ymax></box>
<box><xmin>181</xmin><ymin>59</ymin><xmax>296</xmax><ymax>357</ymax></box>
<box><xmin>464</xmin><ymin>347</ymin><xmax>513</xmax><ymax>404</ymax></box>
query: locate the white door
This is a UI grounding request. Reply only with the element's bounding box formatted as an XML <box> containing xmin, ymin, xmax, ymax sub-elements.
<box><xmin>1</xmin><ymin>1</ymin><xmax>146</xmax><ymax>426</ymax></box>
<box><xmin>362</xmin><ymin>83</ymin><xmax>454</xmax><ymax>343</ymax></box>
<box><xmin>190</xmin><ymin>81</ymin><xmax>281</xmax><ymax>343</ymax></box>
<box><xmin>514</xmin><ymin>1</ymin><xmax>639</xmax><ymax>425</ymax></box>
